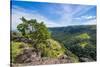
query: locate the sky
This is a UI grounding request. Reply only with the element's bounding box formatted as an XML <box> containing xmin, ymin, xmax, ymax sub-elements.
<box><xmin>11</xmin><ymin>0</ymin><xmax>96</xmax><ymax>30</ymax></box>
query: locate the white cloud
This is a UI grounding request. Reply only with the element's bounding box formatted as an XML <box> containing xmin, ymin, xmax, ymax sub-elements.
<box><xmin>73</xmin><ymin>15</ymin><xmax>96</xmax><ymax>21</ymax></box>
<box><xmin>72</xmin><ymin>18</ymin><xmax>96</xmax><ymax>25</ymax></box>
<box><xmin>84</xmin><ymin>19</ymin><xmax>96</xmax><ymax>25</ymax></box>
<box><xmin>81</xmin><ymin>15</ymin><xmax>96</xmax><ymax>19</ymax></box>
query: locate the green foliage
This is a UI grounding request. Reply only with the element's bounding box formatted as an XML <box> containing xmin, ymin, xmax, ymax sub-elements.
<box><xmin>65</xmin><ymin>48</ymin><xmax>79</xmax><ymax>62</ymax></box>
<box><xmin>11</xmin><ymin>41</ymin><xmax>32</xmax><ymax>63</ymax></box>
<box><xmin>17</xmin><ymin>17</ymin><xmax>51</xmax><ymax>44</ymax></box>
<box><xmin>85</xmin><ymin>44</ymin><xmax>96</xmax><ymax>60</ymax></box>
<box><xmin>79</xmin><ymin>42</ymin><xmax>88</xmax><ymax>48</ymax></box>
<box><xmin>49</xmin><ymin>25</ymin><xmax>96</xmax><ymax>61</ymax></box>
<box><xmin>36</xmin><ymin>39</ymin><xmax>65</xmax><ymax>58</ymax></box>
<box><xmin>76</xmin><ymin>33</ymin><xmax>90</xmax><ymax>40</ymax></box>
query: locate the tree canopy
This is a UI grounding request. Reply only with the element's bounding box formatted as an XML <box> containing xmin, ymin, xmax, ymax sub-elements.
<box><xmin>17</xmin><ymin>17</ymin><xmax>51</xmax><ymax>44</ymax></box>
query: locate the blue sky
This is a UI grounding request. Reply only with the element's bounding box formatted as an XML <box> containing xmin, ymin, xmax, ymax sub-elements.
<box><xmin>11</xmin><ymin>1</ymin><xmax>96</xmax><ymax>30</ymax></box>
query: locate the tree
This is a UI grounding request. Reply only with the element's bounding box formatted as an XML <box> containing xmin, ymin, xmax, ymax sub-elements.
<box><xmin>17</xmin><ymin>17</ymin><xmax>28</xmax><ymax>36</ymax></box>
<box><xmin>17</xmin><ymin>17</ymin><xmax>51</xmax><ymax>44</ymax></box>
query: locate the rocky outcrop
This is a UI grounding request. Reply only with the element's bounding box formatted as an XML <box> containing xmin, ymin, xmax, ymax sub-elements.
<box><xmin>12</xmin><ymin>37</ymin><xmax>33</xmax><ymax>44</ymax></box>
<box><xmin>15</xmin><ymin>48</ymin><xmax>41</xmax><ymax>63</ymax></box>
<box><xmin>14</xmin><ymin>48</ymin><xmax>73</xmax><ymax>66</ymax></box>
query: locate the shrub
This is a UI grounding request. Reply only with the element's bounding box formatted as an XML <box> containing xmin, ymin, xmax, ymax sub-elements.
<box><xmin>36</xmin><ymin>39</ymin><xmax>65</xmax><ymax>58</ymax></box>
<box><xmin>65</xmin><ymin>48</ymin><xmax>79</xmax><ymax>62</ymax></box>
<box><xmin>11</xmin><ymin>41</ymin><xmax>32</xmax><ymax>63</ymax></box>
<box><xmin>76</xmin><ymin>33</ymin><xmax>90</xmax><ymax>40</ymax></box>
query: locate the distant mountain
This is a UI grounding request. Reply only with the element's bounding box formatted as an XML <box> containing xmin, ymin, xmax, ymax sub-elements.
<box><xmin>49</xmin><ymin>25</ymin><xmax>96</xmax><ymax>36</ymax></box>
<box><xmin>49</xmin><ymin>25</ymin><xmax>96</xmax><ymax>44</ymax></box>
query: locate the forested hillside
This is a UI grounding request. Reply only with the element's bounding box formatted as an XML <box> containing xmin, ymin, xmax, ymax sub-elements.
<box><xmin>49</xmin><ymin>25</ymin><xmax>96</xmax><ymax>62</ymax></box>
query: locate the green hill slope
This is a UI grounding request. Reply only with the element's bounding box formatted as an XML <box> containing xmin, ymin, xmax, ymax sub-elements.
<box><xmin>49</xmin><ymin>25</ymin><xmax>96</xmax><ymax>62</ymax></box>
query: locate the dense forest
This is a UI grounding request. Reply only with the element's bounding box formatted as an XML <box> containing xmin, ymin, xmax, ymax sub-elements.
<box><xmin>11</xmin><ymin>17</ymin><xmax>96</xmax><ymax>66</ymax></box>
<box><xmin>49</xmin><ymin>25</ymin><xmax>96</xmax><ymax>61</ymax></box>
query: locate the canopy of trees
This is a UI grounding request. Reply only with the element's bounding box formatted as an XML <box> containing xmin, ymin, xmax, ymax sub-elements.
<box><xmin>49</xmin><ymin>25</ymin><xmax>96</xmax><ymax>61</ymax></box>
